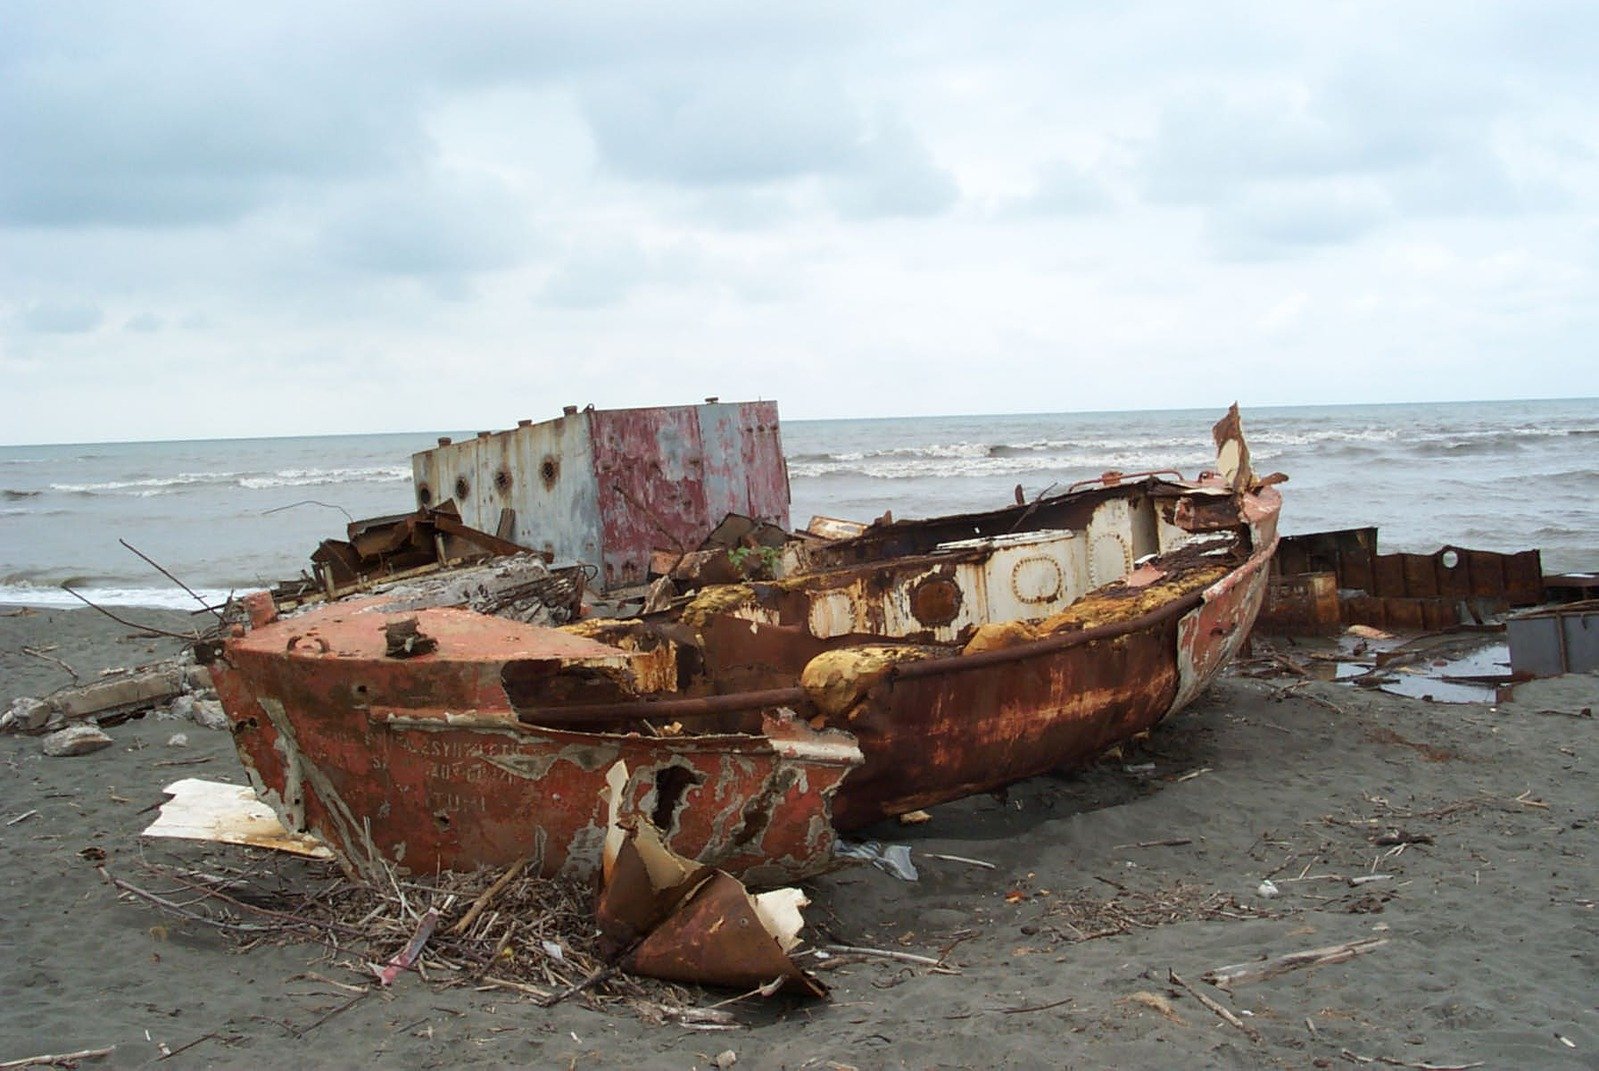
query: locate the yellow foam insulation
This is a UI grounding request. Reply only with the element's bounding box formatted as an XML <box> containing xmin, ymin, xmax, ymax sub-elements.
<box><xmin>801</xmin><ymin>645</ymin><xmax>941</xmax><ymax>719</ymax></box>
<box><xmin>963</xmin><ymin>564</ymin><xmax>1231</xmax><ymax>655</ymax></box>
<box><xmin>680</xmin><ymin>583</ymin><xmax>760</xmax><ymax>628</ymax></box>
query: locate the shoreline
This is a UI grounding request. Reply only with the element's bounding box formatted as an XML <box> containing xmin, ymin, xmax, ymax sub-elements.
<box><xmin>1</xmin><ymin>607</ymin><xmax>1594</xmax><ymax>1068</ymax></box>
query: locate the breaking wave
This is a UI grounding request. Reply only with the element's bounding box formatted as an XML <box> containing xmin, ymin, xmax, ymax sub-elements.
<box><xmin>790</xmin><ymin>447</ymin><xmax>1216</xmax><ymax>481</ymax></box>
<box><xmin>47</xmin><ymin>465</ymin><xmax>412</xmax><ymax>496</ymax></box>
<box><xmin>3</xmin><ymin>489</ymin><xmax>41</xmax><ymax>499</ymax></box>
<box><xmin>0</xmin><ymin>579</ymin><xmax>242</xmax><ymax>610</ymax></box>
<box><xmin>237</xmin><ymin>465</ymin><xmax>411</xmax><ymax>490</ymax></box>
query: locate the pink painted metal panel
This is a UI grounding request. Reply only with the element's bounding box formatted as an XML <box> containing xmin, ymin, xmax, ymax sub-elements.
<box><xmin>587</xmin><ymin>402</ymin><xmax>789</xmax><ymax>589</ymax></box>
<box><xmin>736</xmin><ymin>400</ymin><xmax>790</xmax><ymax>527</ymax></box>
<box><xmin>591</xmin><ymin>407</ymin><xmax>709</xmax><ymax>588</ymax></box>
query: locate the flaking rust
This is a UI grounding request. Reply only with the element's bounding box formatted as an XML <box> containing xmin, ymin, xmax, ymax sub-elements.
<box><xmin>210</xmin><ymin>404</ymin><xmax>1283</xmax><ymax>887</ymax></box>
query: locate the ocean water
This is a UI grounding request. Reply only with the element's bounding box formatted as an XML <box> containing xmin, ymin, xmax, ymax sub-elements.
<box><xmin>2</xmin><ymin>400</ymin><xmax>1594</xmax><ymax>609</ymax></box>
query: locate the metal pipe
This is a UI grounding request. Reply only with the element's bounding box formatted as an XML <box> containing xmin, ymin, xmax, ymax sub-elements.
<box><xmin>515</xmin><ymin>685</ymin><xmax>809</xmax><ymax>726</ymax></box>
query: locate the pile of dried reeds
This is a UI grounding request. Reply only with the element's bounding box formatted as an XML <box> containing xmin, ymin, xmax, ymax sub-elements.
<box><xmin>102</xmin><ymin>856</ymin><xmax>748</xmax><ymax>1027</ymax></box>
<box><xmin>1044</xmin><ymin>879</ymin><xmax>1276</xmax><ymax>943</ymax></box>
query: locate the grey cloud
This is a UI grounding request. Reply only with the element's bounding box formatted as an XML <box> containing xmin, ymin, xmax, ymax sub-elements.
<box><xmin>581</xmin><ymin>69</ymin><xmax>957</xmax><ymax>220</ymax></box>
<box><xmin>317</xmin><ymin>171</ymin><xmax>533</xmax><ymax>280</ymax></box>
<box><xmin>16</xmin><ymin>301</ymin><xmax>104</xmax><ymax>333</ymax></box>
<box><xmin>0</xmin><ymin>9</ymin><xmax>418</xmax><ymax>227</ymax></box>
<box><xmin>538</xmin><ymin>240</ymin><xmax>705</xmax><ymax>310</ymax></box>
<box><xmin>581</xmin><ymin>68</ymin><xmax>862</xmax><ymax>186</ymax></box>
<box><xmin>1008</xmin><ymin>160</ymin><xmax>1115</xmax><ymax>216</ymax></box>
<box><xmin>827</xmin><ymin>117</ymin><xmax>959</xmax><ymax>219</ymax></box>
<box><xmin>1206</xmin><ymin>180</ymin><xmax>1393</xmax><ymax>261</ymax></box>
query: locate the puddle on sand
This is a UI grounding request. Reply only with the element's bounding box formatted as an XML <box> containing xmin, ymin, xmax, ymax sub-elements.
<box><xmin>1315</xmin><ymin>638</ymin><xmax>1515</xmax><ymax>704</ymax></box>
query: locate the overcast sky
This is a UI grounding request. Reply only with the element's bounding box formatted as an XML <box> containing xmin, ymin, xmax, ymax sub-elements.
<box><xmin>2</xmin><ymin>2</ymin><xmax>1595</xmax><ymax>444</ymax></box>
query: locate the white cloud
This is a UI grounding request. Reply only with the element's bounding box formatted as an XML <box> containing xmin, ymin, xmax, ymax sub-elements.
<box><xmin>0</xmin><ymin>1</ymin><xmax>1596</xmax><ymax>443</ymax></box>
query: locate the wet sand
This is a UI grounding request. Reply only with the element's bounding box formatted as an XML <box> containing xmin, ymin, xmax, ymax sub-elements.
<box><xmin>2</xmin><ymin>605</ymin><xmax>1595</xmax><ymax>1069</ymax></box>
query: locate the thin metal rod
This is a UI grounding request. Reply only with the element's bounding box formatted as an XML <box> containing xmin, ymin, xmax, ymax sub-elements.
<box><xmin>119</xmin><ymin>539</ymin><xmax>224</xmax><ymax>622</ymax></box>
<box><xmin>59</xmin><ymin>586</ymin><xmax>200</xmax><ymax>641</ymax></box>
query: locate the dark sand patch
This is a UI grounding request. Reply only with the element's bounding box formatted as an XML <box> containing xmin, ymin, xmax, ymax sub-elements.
<box><xmin>2</xmin><ymin>607</ymin><xmax>1595</xmax><ymax>1069</ymax></box>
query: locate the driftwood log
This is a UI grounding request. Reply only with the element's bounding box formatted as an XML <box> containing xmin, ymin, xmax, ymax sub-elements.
<box><xmin>1202</xmin><ymin>937</ymin><xmax>1388</xmax><ymax>989</ymax></box>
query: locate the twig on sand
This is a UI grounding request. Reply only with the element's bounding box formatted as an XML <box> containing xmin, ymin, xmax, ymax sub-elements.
<box><xmin>99</xmin><ymin>867</ymin><xmax>280</xmax><ymax>933</ymax></box>
<box><xmin>0</xmin><ymin>1047</ymin><xmax>115</xmax><ymax>1069</ymax></box>
<box><xmin>996</xmin><ymin>995</ymin><xmax>1074</xmax><ymax>1015</ymax></box>
<box><xmin>1113</xmin><ymin>838</ymin><xmax>1193</xmax><ymax>850</ymax></box>
<box><xmin>6</xmin><ymin>810</ymin><xmax>39</xmax><ymax>826</ymax></box>
<box><xmin>1338</xmin><ymin>1050</ymin><xmax>1484</xmax><ymax>1069</ymax></box>
<box><xmin>919</xmin><ymin>852</ymin><xmax>997</xmax><ymax>870</ymax></box>
<box><xmin>20</xmin><ymin>646</ymin><xmax>78</xmax><ymax>681</ymax></box>
<box><xmin>155</xmin><ymin>1033</ymin><xmax>221</xmax><ymax>1062</ymax></box>
<box><xmin>821</xmin><ymin>944</ymin><xmax>944</xmax><ymax>967</ymax></box>
<box><xmin>1167</xmin><ymin>969</ymin><xmax>1259</xmax><ymax>1042</ymax></box>
<box><xmin>1202</xmin><ymin>938</ymin><xmax>1388</xmax><ymax>989</ymax></box>
<box><xmin>293</xmin><ymin>989</ymin><xmax>370</xmax><ymax>1038</ymax></box>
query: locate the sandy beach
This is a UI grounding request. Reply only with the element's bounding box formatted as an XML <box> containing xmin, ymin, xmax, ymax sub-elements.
<box><xmin>2</xmin><ymin>604</ymin><xmax>1594</xmax><ymax>1070</ymax></box>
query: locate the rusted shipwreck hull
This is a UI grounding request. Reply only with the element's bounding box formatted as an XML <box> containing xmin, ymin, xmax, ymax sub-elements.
<box><xmin>209</xmin><ymin>409</ymin><xmax>1282</xmax><ymax>883</ymax></box>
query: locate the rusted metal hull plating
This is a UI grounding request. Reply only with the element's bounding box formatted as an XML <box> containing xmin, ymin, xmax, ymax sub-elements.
<box><xmin>210</xmin><ymin>601</ymin><xmax>860</xmax><ymax>883</ymax></box>
<box><xmin>825</xmin><ymin>519</ymin><xmax>1277</xmax><ymax>827</ymax></box>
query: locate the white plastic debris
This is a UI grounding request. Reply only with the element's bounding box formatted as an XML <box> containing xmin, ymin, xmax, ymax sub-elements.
<box><xmin>1256</xmin><ymin>879</ymin><xmax>1281</xmax><ymax>899</ymax></box>
<box><xmin>835</xmin><ymin>840</ymin><xmax>919</xmax><ymax>881</ymax></box>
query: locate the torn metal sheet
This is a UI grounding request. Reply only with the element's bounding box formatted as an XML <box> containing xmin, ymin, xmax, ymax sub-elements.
<box><xmin>597</xmin><ymin>763</ymin><xmax>825</xmax><ymax>997</ymax></box>
<box><xmin>141</xmin><ymin>778</ymin><xmax>333</xmax><ymax>859</ymax></box>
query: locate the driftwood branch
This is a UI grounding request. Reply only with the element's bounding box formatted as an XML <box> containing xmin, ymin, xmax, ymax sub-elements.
<box><xmin>1202</xmin><ymin>937</ymin><xmax>1388</xmax><ymax>989</ymax></box>
<box><xmin>1167</xmin><ymin>969</ymin><xmax>1259</xmax><ymax>1042</ymax></box>
<box><xmin>0</xmin><ymin>1047</ymin><xmax>115</xmax><ymax>1069</ymax></box>
<box><xmin>99</xmin><ymin>868</ymin><xmax>280</xmax><ymax>933</ymax></box>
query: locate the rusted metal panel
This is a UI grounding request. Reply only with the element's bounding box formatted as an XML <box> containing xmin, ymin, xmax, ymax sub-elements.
<box><xmin>1261</xmin><ymin>570</ymin><xmax>1340</xmax><ymax>632</ymax></box>
<box><xmin>410</xmin><ymin>402</ymin><xmax>787</xmax><ymax>591</ymax></box>
<box><xmin>412</xmin><ymin>414</ymin><xmax>602</xmax><ymax>568</ymax></box>
<box><xmin>587</xmin><ymin>402</ymin><xmax>790</xmax><ymax>589</ymax></box>
<box><xmin>1267</xmin><ymin>529</ymin><xmax>1546</xmax><ymax>633</ymax></box>
<box><xmin>1169</xmin><ymin>537</ymin><xmax>1276</xmax><ymax>714</ymax></box>
<box><xmin>591</xmin><ymin>406</ymin><xmax>709</xmax><ymax>589</ymax></box>
<box><xmin>211</xmin><ymin>600</ymin><xmax>858</xmax><ymax>883</ymax></box>
<box><xmin>598</xmin><ymin>811</ymin><xmax>824</xmax><ymax>997</ymax></box>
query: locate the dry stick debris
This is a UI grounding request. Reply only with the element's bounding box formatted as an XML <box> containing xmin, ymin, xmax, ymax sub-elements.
<box><xmin>1167</xmin><ymin>969</ymin><xmax>1259</xmax><ymax>1043</ymax></box>
<box><xmin>0</xmin><ymin>1048</ymin><xmax>116</xmax><ymax>1070</ymax></box>
<box><xmin>20</xmin><ymin>646</ymin><xmax>78</xmax><ymax>682</ymax></box>
<box><xmin>1338</xmin><ymin>1051</ymin><xmax>1484</xmax><ymax>1070</ymax></box>
<box><xmin>111</xmin><ymin>857</ymin><xmax>711</xmax><ymax>1020</ymax></box>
